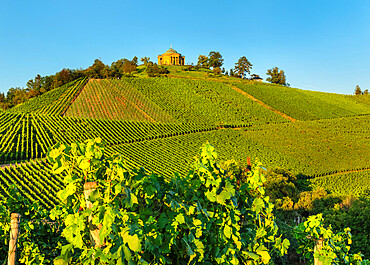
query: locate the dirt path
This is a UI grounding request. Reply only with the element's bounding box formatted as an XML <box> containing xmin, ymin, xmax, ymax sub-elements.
<box><xmin>0</xmin><ymin>159</ymin><xmax>44</xmax><ymax>169</ymax></box>
<box><xmin>0</xmin><ymin>162</ymin><xmax>27</xmax><ymax>169</ymax></box>
<box><xmin>229</xmin><ymin>85</ymin><xmax>297</xmax><ymax>122</ymax></box>
<box><xmin>0</xmin><ymin>163</ymin><xmax>12</xmax><ymax>169</ymax></box>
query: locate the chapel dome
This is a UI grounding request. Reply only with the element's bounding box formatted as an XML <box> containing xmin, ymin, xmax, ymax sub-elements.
<box><xmin>165</xmin><ymin>47</ymin><xmax>178</xmax><ymax>54</ymax></box>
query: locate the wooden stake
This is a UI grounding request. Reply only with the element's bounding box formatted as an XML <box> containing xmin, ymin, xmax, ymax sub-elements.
<box><xmin>84</xmin><ymin>182</ymin><xmax>102</xmax><ymax>247</ymax></box>
<box><xmin>314</xmin><ymin>238</ymin><xmax>323</xmax><ymax>265</ymax></box>
<box><xmin>8</xmin><ymin>213</ymin><xmax>21</xmax><ymax>265</ymax></box>
<box><xmin>246</xmin><ymin>157</ymin><xmax>251</xmax><ymax>172</ymax></box>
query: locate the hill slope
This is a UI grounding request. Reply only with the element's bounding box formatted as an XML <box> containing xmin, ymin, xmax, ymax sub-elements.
<box><xmin>233</xmin><ymin>81</ymin><xmax>370</xmax><ymax>120</ymax></box>
<box><xmin>69</xmin><ymin>78</ymin><xmax>286</xmax><ymax>124</ymax></box>
<box><xmin>8</xmin><ymin>78</ymin><xmax>87</xmax><ymax>115</ymax></box>
<box><xmin>64</xmin><ymin>79</ymin><xmax>175</xmax><ymax>122</ymax></box>
<box><xmin>1</xmin><ymin>71</ymin><xmax>369</xmax><ymax>209</ymax></box>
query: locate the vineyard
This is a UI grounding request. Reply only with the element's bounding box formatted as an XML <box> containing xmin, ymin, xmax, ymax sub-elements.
<box><xmin>0</xmin><ymin>72</ymin><xmax>370</xmax><ymax>263</ymax></box>
<box><xmin>309</xmin><ymin>169</ymin><xmax>370</xmax><ymax>197</ymax></box>
<box><xmin>65</xmin><ymin>79</ymin><xmax>175</xmax><ymax>122</ymax></box>
<box><xmin>70</xmin><ymin>78</ymin><xmax>287</xmax><ymax>124</ymax></box>
<box><xmin>0</xmin><ymin>76</ymin><xmax>369</xmax><ymax>201</ymax></box>
<box><xmin>8</xmin><ymin>78</ymin><xmax>87</xmax><ymax>116</ymax></box>
<box><xmin>232</xmin><ymin>81</ymin><xmax>370</xmax><ymax>120</ymax></box>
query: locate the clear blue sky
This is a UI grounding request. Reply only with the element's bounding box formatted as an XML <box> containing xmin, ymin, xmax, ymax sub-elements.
<box><xmin>1</xmin><ymin>0</ymin><xmax>370</xmax><ymax>95</ymax></box>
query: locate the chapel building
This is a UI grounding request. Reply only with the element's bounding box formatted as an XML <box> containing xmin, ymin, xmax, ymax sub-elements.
<box><xmin>158</xmin><ymin>47</ymin><xmax>185</xmax><ymax>66</ymax></box>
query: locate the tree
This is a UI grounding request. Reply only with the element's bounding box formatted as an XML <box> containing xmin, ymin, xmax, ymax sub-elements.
<box><xmin>234</xmin><ymin>56</ymin><xmax>253</xmax><ymax>78</ymax></box>
<box><xmin>122</xmin><ymin>59</ymin><xmax>137</xmax><ymax>74</ymax></box>
<box><xmin>212</xmin><ymin>67</ymin><xmax>221</xmax><ymax>75</ymax></box>
<box><xmin>146</xmin><ymin>63</ymin><xmax>169</xmax><ymax>77</ymax></box>
<box><xmin>355</xmin><ymin>85</ymin><xmax>362</xmax><ymax>95</ymax></box>
<box><xmin>132</xmin><ymin>56</ymin><xmax>138</xmax><ymax>67</ymax></box>
<box><xmin>208</xmin><ymin>51</ymin><xmax>223</xmax><ymax>68</ymax></box>
<box><xmin>250</xmin><ymin>74</ymin><xmax>261</xmax><ymax>79</ymax></box>
<box><xmin>141</xmin><ymin>57</ymin><xmax>150</xmax><ymax>66</ymax></box>
<box><xmin>266</xmin><ymin>67</ymin><xmax>287</xmax><ymax>86</ymax></box>
<box><xmin>84</xmin><ymin>59</ymin><xmax>106</xmax><ymax>79</ymax></box>
<box><xmin>229</xmin><ymin>69</ymin><xmax>234</xmax><ymax>77</ymax></box>
<box><xmin>364</xmin><ymin>89</ymin><xmax>369</xmax><ymax>95</ymax></box>
<box><xmin>197</xmin><ymin>55</ymin><xmax>209</xmax><ymax>68</ymax></box>
<box><xmin>26</xmin><ymin>74</ymin><xmax>43</xmax><ymax>96</ymax></box>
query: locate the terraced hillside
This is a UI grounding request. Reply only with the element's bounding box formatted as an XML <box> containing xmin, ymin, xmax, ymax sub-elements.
<box><xmin>1</xmin><ymin>75</ymin><xmax>369</xmax><ymax>207</ymax></box>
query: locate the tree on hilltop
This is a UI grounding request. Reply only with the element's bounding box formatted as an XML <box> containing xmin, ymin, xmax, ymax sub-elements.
<box><xmin>197</xmin><ymin>55</ymin><xmax>209</xmax><ymax>68</ymax></box>
<box><xmin>212</xmin><ymin>67</ymin><xmax>221</xmax><ymax>75</ymax></box>
<box><xmin>266</xmin><ymin>67</ymin><xmax>288</xmax><ymax>86</ymax></box>
<box><xmin>355</xmin><ymin>85</ymin><xmax>362</xmax><ymax>95</ymax></box>
<box><xmin>85</xmin><ymin>59</ymin><xmax>107</xmax><ymax>79</ymax></box>
<box><xmin>234</xmin><ymin>56</ymin><xmax>252</xmax><ymax>78</ymax></box>
<box><xmin>141</xmin><ymin>57</ymin><xmax>151</xmax><ymax>66</ymax></box>
<box><xmin>364</xmin><ymin>89</ymin><xmax>369</xmax><ymax>95</ymax></box>
<box><xmin>132</xmin><ymin>56</ymin><xmax>138</xmax><ymax>67</ymax></box>
<box><xmin>208</xmin><ymin>51</ymin><xmax>223</xmax><ymax>69</ymax></box>
<box><xmin>111</xmin><ymin>58</ymin><xmax>137</xmax><ymax>77</ymax></box>
<box><xmin>229</xmin><ymin>69</ymin><xmax>234</xmax><ymax>77</ymax></box>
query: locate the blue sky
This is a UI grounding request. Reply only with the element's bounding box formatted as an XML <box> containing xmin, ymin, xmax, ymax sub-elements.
<box><xmin>1</xmin><ymin>0</ymin><xmax>369</xmax><ymax>95</ymax></box>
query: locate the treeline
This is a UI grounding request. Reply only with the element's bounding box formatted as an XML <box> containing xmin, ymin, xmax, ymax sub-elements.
<box><xmin>0</xmin><ymin>57</ymin><xmax>139</xmax><ymax>110</ymax></box>
<box><xmin>193</xmin><ymin>51</ymin><xmax>289</xmax><ymax>86</ymax></box>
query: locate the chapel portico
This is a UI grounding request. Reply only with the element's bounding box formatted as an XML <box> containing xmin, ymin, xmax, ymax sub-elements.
<box><xmin>158</xmin><ymin>46</ymin><xmax>185</xmax><ymax>66</ymax></box>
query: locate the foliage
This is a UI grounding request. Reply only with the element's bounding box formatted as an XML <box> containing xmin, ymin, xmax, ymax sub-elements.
<box><xmin>212</xmin><ymin>67</ymin><xmax>222</xmax><ymax>75</ymax></box>
<box><xmin>0</xmin><ymin>185</ymin><xmax>63</xmax><ymax>264</ymax></box>
<box><xmin>110</xmin><ymin>58</ymin><xmax>137</xmax><ymax>77</ymax></box>
<box><xmin>322</xmin><ymin>197</ymin><xmax>370</xmax><ymax>258</ymax></box>
<box><xmin>264</xmin><ymin>168</ymin><xmax>299</xmax><ymax>207</ymax></box>
<box><xmin>197</xmin><ymin>55</ymin><xmax>209</xmax><ymax>69</ymax></box>
<box><xmin>266</xmin><ymin>67</ymin><xmax>287</xmax><ymax>86</ymax></box>
<box><xmin>146</xmin><ymin>63</ymin><xmax>169</xmax><ymax>77</ymax></box>
<box><xmin>208</xmin><ymin>51</ymin><xmax>224</xmax><ymax>69</ymax></box>
<box><xmin>229</xmin><ymin>69</ymin><xmax>235</xmax><ymax>77</ymax></box>
<box><xmin>140</xmin><ymin>57</ymin><xmax>151</xmax><ymax>66</ymax></box>
<box><xmin>47</xmin><ymin>139</ymin><xmax>289</xmax><ymax>264</ymax></box>
<box><xmin>355</xmin><ymin>85</ymin><xmax>362</xmax><ymax>95</ymax></box>
<box><xmin>294</xmin><ymin>213</ymin><xmax>369</xmax><ymax>264</ymax></box>
<box><xmin>234</xmin><ymin>56</ymin><xmax>253</xmax><ymax>78</ymax></box>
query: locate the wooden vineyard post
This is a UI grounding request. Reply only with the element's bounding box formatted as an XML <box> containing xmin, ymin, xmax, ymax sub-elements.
<box><xmin>8</xmin><ymin>213</ymin><xmax>21</xmax><ymax>265</ymax></box>
<box><xmin>314</xmin><ymin>238</ymin><xmax>323</xmax><ymax>265</ymax></box>
<box><xmin>246</xmin><ymin>157</ymin><xmax>251</xmax><ymax>172</ymax></box>
<box><xmin>84</xmin><ymin>182</ymin><xmax>102</xmax><ymax>247</ymax></box>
